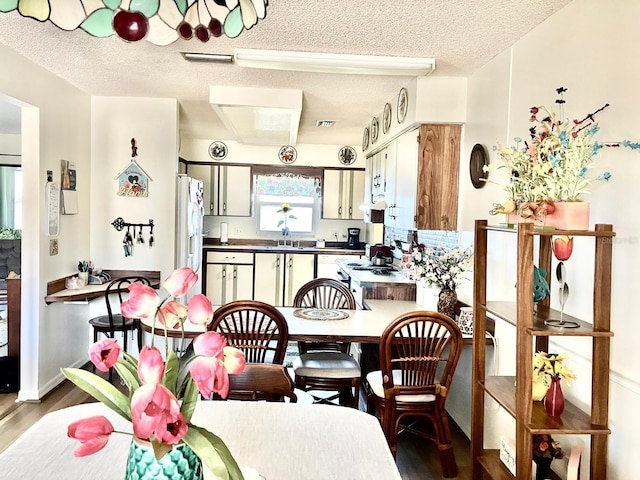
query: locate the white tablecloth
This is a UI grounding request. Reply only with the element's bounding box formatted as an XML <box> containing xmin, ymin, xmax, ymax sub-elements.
<box><xmin>0</xmin><ymin>401</ymin><xmax>401</xmax><ymax>480</ymax></box>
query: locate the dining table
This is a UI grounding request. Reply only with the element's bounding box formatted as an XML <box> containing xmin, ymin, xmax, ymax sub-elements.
<box><xmin>0</xmin><ymin>400</ymin><xmax>402</xmax><ymax>480</ymax></box>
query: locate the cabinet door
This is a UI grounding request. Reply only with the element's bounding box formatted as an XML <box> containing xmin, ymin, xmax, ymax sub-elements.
<box><xmin>283</xmin><ymin>254</ymin><xmax>315</xmax><ymax>306</ymax></box>
<box><xmin>394</xmin><ymin>129</ymin><xmax>419</xmax><ymax>230</ymax></box>
<box><xmin>231</xmin><ymin>264</ymin><xmax>254</xmax><ymax>301</ymax></box>
<box><xmin>253</xmin><ymin>253</ymin><xmax>285</xmax><ymax>306</ymax></box>
<box><xmin>223</xmin><ymin>166</ymin><xmax>252</xmax><ymax>217</ymax></box>
<box><xmin>186</xmin><ymin>164</ymin><xmax>213</xmax><ymax>215</ymax></box>
<box><xmin>206</xmin><ymin>264</ymin><xmax>253</xmax><ymax>304</ymax></box>
<box><xmin>322</xmin><ymin>170</ymin><xmax>345</xmax><ymax>219</ymax></box>
<box><xmin>383</xmin><ymin>140</ymin><xmax>398</xmax><ymax>227</ymax></box>
<box><xmin>205</xmin><ymin>264</ymin><xmax>225</xmax><ymax>304</ymax></box>
<box><xmin>416</xmin><ymin>124</ymin><xmax>461</xmax><ymax>230</ymax></box>
<box><xmin>348</xmin><ymin>170</ymin><xmax>365</xmax><ymax>220</ymax></box>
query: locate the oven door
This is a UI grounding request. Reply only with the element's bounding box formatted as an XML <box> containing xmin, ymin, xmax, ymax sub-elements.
<box><xmin>336</xmin><ymin>268</ymin><xmax>351</xmax><ymax>288</ymax></box>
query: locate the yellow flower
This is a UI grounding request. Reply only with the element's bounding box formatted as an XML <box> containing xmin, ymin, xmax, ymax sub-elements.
<box><xmin>532</xmin><ymin>351</ymin><xmax>576</xmax><ymax>387</ymax></box>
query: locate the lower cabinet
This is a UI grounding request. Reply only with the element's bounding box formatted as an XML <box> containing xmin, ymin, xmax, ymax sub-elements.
<box><xmin>204</xmin><ymin>252</ymin><xmax>254</xmax><ymax>304</ymax></box>
<box><xmin>283</xmin><ymin>254</ymin><xmax>315</xmax><ymax>306</ymax></box>
<box><xmin>253</xmin><ymin>253</ymin><xmax>285</xmax><ymax>306</ymax></box>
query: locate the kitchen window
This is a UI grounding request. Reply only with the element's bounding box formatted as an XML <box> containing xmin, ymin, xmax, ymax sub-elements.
<box><xmin>254</xmin><ymin>171</ymin><xmax>321</xmax><ymax>235</ymax></box>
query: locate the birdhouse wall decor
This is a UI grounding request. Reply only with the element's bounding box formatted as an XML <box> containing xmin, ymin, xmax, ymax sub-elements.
<box><xmin>115</xmin><ymin>138</ymin><xmax>152</xmax><ymax>197</ymax></box>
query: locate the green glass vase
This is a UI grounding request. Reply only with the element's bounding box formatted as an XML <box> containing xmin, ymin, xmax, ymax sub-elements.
<box><xmin>125</xmin><ymin>437</ymin><xmax>203</xmax><ymax>480</ymax></box>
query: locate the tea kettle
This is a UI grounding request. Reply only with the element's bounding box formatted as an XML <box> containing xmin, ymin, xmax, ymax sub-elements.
<box><xmin>372</xmin><ymin>252</ymin><xmax>388</xmax><ymax>266</ymax></box>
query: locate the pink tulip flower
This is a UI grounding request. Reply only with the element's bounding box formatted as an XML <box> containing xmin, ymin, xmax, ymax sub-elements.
<box><xmin>155</xmin><ymin>411</ymin><xmax>188</xmax><ymax>445</ymax></box>
<box><xmin>67</xmin><ymin>416</ymin><xmax>114</xmax><ymax>457</ymax></box>
<box><xmin>130</xmin><ymin>383</ymin><xmax>179</xmax><ymax>440</ymax></box>
<box><xmin>553</xmin><ymin>235</ymin><xmax>574</xmax><ymax>261</ymax></box>
<box><xmin>223</xmin><ymin>346</ymin><xmax>246</xmax><ymax>374</ymax></box>
<box><xmin>138</xmin><ymin>346</ymin><xmax>165</xmax><ymax>385</ymax></box>
<box><xmin>192</xmin><ymin>331</ymin><xmax>227</xmax><ymax>358</ymax></box>
<box><xmin>121</xmin><ymin>283</ymin><xmax>160</xmax><ymax>319</ymax></box>
<box><xmin>89</xmin><ymin>338</ymin><xmax>121</xmax><ymax>372</ymax></box>
<box><xmin>157</xmin><ymin>300</ymin><xmax>187</xmax><ymax>328</ymax></box>
<box><xmin>186</xmin><ymin>294</ymin><xmax>214</xmax><ymax>325</ymax></box>
<box><xmin>188</xmin><ymin>355</ymin><xmax>230</xmax><ymax>399</ymax></box>
<box><xmin>163</xmin><ymin>267</ymin><xmax>198</xmax><ymax>297</ymax></box>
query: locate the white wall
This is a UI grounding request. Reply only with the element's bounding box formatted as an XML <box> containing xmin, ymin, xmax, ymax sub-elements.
<box><xmin>461</xmin><ymin>0</ymin><xmax>640</xmax><ymax>477</ymax></box>
<box><xmin>0</xmin><ymin>43</ymin><xmax>91</xmax><ymax>400</ymax></box>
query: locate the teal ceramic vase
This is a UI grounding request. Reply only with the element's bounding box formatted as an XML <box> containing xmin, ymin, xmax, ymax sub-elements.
<box><xmin>125</xmin><ymin>437</ymin><xmax>203</xmax><ymax>480</ymax></box>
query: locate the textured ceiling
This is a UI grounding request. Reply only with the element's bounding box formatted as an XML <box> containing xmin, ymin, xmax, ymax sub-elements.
<box><xmin>0</xmin><ymin>0</ymin><xmax>573</xmax><ymax>146</ymax></box>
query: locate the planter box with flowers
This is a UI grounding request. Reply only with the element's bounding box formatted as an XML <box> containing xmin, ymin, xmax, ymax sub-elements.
<box><xmin>488</xmin><ymin>88</ymin><xmax>614</xmax><ymax>230</ymax></box>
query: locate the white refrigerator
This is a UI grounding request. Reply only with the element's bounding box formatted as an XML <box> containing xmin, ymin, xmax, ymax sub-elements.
<box><xmin>175</xmin><ymin>175</ymin><xmax>204</xmax><ymax>300</ymax></box>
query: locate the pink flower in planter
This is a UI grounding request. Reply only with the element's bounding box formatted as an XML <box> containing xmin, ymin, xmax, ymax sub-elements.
<box><xmin>138</xmin><ymin>346</ymin><xmax>165</xmax><ymax>384</ymax></box>
<box><xmin>67</xmin><ymin>415</ymin><xmax>114</xmax><ymax>457</ymax></box>
<box><xmin>163</xmin><ymin>267</ymin><xmax>198</xmax><ymax>297</ymax></box>
<box><xmin>187</xmin><ymin>294</ymin><xmax>214</xmax><ymax>325</ymax></box>
<box><xmin>553</xmin><ymin>236</ymin><xmax>574</xmax><ymax>261</ymax></box>
<box><xmin>157</xmin><ymin>300</ymin><xmax>187</xmax><ymax>328</ymax></box>
<box><xmin>131</xmin><ymin>383</ymin><xmax>185</xmax><ymax>443</ymax></box>
<box><xmin>121</xmin><ymin>283</ymin><xmax>160</xmax><ymax>319</ymax></box>
<box><xmin>188</xmin><ymin>332</ymin><xmax>245</xmax><ymax>398</ymax></box>
<box><xmin>89</xmin><ymin>338</ymin><xmax>121</xmax><ymax>372</ymax></box>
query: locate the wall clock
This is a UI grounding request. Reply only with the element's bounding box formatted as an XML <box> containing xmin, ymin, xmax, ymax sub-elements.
<box><xmin>370</xmin><ymin>116</ymin><xmax>380</xmax><ymax>144</ymax></box>
<box><xmin>362</xmin><ymin>126</ymin><xmax>370</xmax><ymax>152</ymax></box>
<box><xmin>382</xmin><ymin>102</ymin><xmax>392</xmax><ymax>134</ymax></box>
<box><xmin>469</xmin><ymin>143</ymin><xmax>489</xmax><ymax>188</ymax></box>
<box><xmin>397</xmin><ymin>87</ymin><xmax>408</xmax><ymax>124</ymax></box>
<box><xmin>208</xmin><ymin>141</ymin><xmax>227</xmax><ymax>160</ymax></box>
<box><xmin>338</xmin><ymin>146</ymin><xmax>357</xmax><ymax>165</ymax></box>
<box><xmin>278</xmin><ymin>145</ymin><xmax>297</xmax><ymax>164</ymax></box>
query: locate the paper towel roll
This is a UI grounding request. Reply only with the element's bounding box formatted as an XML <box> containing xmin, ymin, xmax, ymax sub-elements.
<box><xmin>220</xmin><ymin>222</ymin><xmax>228</xmax><ymax>244</ymax></box>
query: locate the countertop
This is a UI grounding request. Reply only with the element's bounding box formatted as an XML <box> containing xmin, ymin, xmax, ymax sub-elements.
<box><xmin>203</xmin><ymin>244</ymin><xmax>365</xmax><ymax>255</ymax></box>
<box><xmin>335</xmin><ymin>258</ymin><xmax>415</xmax><ymax>285</ymax></box>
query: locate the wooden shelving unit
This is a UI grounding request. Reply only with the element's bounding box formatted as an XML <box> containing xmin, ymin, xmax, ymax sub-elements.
<box><xmin>471</xmin><ymin>220</ymin><xmax>614</xmax><ymax>479</ymax></box>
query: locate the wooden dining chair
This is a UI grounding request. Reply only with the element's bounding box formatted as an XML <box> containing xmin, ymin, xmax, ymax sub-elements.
<box><xmin>208</xmin><ymin>300</ymin><xmax>289</xmax><ymax>364</ymax></box>
<box><xmin>291</xmin><ymin>278</ymin><xmax>361</xmax><ymax>408</ymax></box>
<box><xmin>88</xmin><ymin>276</ymin><xmax>151</xmax><ymax>353</ymax></box>
<box><xmin>365</xmin><ymin>310</ymin><xmax>462</xmax><ymax>478</ymax></box>
<box><xmin>226</xmin><ymin>363</ymin><xmax>298</xmax><ymax>402</ymax></box>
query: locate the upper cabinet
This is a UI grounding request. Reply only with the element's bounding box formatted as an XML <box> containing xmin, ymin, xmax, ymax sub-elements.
<box><xmin>186</xmin><ymin>164</ymin><xmax>252</xmax><ymax>217</ymax></box>
<box><xmin>415</xmin><ymin>124</ymin><xmax>461</xmax><ymax>230</ymax></box>
<box><xmin>322</xmin><ymin>169</ymin><xmax>365</xmax><ymax>220</ymax></box>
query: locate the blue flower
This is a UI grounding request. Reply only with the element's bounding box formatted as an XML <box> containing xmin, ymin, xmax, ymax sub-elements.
<box><xmin>578</xmin><ymin>167</ymin><xmax>587</xmax><ymax>177</ymax></box>
<box><xmin>596</xmin><ymin>172</ymin><xmax>612</xmax><ymax>181</ymax></box>
<box><xmin>559</xmin><ymin>131</ymin><xmax>569</xmax><ymax>148</ymax></box>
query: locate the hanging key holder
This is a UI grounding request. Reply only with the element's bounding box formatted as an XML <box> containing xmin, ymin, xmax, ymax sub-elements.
<box><xmin>111</xmin><ymin>217</ymin><xmax>155</xmax><ymax>253</ymax></box>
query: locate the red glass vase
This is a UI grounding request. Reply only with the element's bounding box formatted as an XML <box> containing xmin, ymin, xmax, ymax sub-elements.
<box><xmin>544</xmin><ymin>376</ymin><xmax>565</xmax><ymax>416</ymax></box>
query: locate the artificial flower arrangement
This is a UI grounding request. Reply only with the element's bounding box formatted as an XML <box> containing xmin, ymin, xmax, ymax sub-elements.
<box><xmin>276</xmin><ymin>203</ymin><xmax>296</xmax><ymax>236</ymax></box>
<box><xmin>488</xmin><ymin>87</ymin><xmax>612</xmax><ymax>221</ymax></box>
<box><xmin>61</xmin><ymin>267</ymin><xmax>247</xmax><ymax>480</ymax></box>
<box><xmin>532</xmin><ymin>351</ymin><xmax>576</xmax><ymax>388</ymax></box>
<box><xmin>410</xmin><ymin>244</ymin><xmax>473</xmax><ymax>291</ymax></box>
<box><xmin>532</xmin><ymin>433</ymin><xmax>564</xmax><ymax>460</ymax></box>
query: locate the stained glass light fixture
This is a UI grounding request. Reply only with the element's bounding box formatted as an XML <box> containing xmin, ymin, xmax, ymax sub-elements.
<box><xmin>0</xmin><ymin>0</ymin><xmax>268</xmax><ymax>45</ymax></box>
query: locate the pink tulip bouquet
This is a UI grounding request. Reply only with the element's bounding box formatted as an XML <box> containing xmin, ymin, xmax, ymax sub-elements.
<box><xmin>61</xmin><ymin>267</ymin><xmax>247</xmax><ymax>479</ymax></box>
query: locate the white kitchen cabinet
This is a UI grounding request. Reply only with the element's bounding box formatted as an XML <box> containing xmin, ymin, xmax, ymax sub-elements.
<box><xmin>204</xmin><ymin>251</ymin><xmax>254</xmax><ymax>304</ymax></box>
<box><xmin>186</xmin><ymin>164</ymin><xmax>251</xmax><ymax>217</ymax></box>
<box><xmin>389</xmin><ymin>129</ymin><xmax>419</xmax><ymax>229</ymax></box>
<box><xmin>253</xmin><ymin>253</ymin><xmax>285</xmax><ymax>306</ymax></box>
<box><xmin>283</xmin><ymin>254</ymin><xmax>315</xmax><ymax>306</ymax></box>
<box><xmin>370</xmin><ymin>149</ymin><xmax>386</xmax><ymax>199</ymax></box>
<box><xmin>322</xmin><ymin>169</ymin><xmax>365</xmax><ymax>220</ymax></box>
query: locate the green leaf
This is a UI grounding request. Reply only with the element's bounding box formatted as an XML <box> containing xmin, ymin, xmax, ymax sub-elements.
<box><xmin>61</xmin><ymin>368</ymin><xmax>131</xmax><ymax>421</ymax></box>
<box><xmin>180</xmin><ymin>378</ymin><xmax>199</xmax><ymax>423</ymax></box>
<box><xmin>112</xmin><ymin>360</ymin><xmax>140</xmax><ymax>393</ymax></box>
<box><xmin>288</xmin><ymin>214</ymin><xmax>297</xmax><ymax>219</ymax></box>
<box><xmin>163</xmin><ymin>349</ymin><xmax>180</xmax><ymax>395</ymax></box>
<box><xmin>122</xmin><ymin>351</ymin><xmax>139</xmax><ymax>370</ymax></box>
<box><xmin>183</xmin><ymin>425</ymin><xmax>244</xmax><ymax>480</ymax></box>
<box><xmin>277</xmin><ymin>220</ymin><xmax>284</xmax><ymax>227</ymax></box>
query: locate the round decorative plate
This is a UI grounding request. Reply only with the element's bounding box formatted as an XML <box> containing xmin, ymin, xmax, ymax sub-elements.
<box><xmin>362</xmin><ymin>126</ymin><xmax>370</xmax><ymax>152</ymax></box>
<box><xmin>370</xmin><ymin>116</ymin><xmax>380</xmax><ymax>145</ymax></box>
<box><xmin>293</xmin><ymin>308</ymin><xmax>350</xmax><ymax>320</ymax></box>
<box><xmin>397</xmin><ymin>87</ymin><xmax>408</xmax><ymax>124</ymax></box>
<box><xmin>382</xmin><ymin>102</ymin><xmax>392</xmax><ymax>134</ymax></box>
<box><xmin>278</xmin><ymin>145</ymin><xmax>297</xmax><ymax>164</ymax></box>
<box><xmin>338</xmin><ymin>146</ymin><xmax>357</xmax><ymax>165</ymax></box>
<box><xmin>208</xmin><ymin>141</ymin><xmax>227</xmax><ymax>160</ymax></box>
<box><xmin>469</xmin><ymin>143</ymin><xmax>489</xmax><ymax>188</ymax></box>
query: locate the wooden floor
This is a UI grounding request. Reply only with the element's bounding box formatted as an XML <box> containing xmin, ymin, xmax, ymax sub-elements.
<box><xmin>0</xmin><ymin>374</ymin><xmax>472</xmax><ymax>479</ymax></box>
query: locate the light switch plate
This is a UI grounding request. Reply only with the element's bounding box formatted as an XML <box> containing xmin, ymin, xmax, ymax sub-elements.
<box><xmin>499</xmin><ymin>437</ymin><xmax>516</xmax><ymax>476</ymax></box>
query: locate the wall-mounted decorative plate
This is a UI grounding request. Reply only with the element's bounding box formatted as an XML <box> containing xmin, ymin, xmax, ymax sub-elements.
<box><xmin>469</xmin><ymin>143</ymin><xmax>489</xmax><ymax>188</ymax></box>
<box><xmin>370</xmin><ymin>116</ymin><xmax>380</xmax><ymax>144</ymax></box>
<box><xmin>208</xmin><ymin>141</ymin><xmax>227</xmax><ymax>160</ymax></box>
<box><xmin>362</xmin><ymin>126</ymin><xmax>370</xmax><ymax>152</ymax></box>
<box><xmin>278</xmin><ymin>145</ymin><xmax>297</xmax><ymax>164</ymax></box>
<box><xmin>383</xmin><ymin>102</ymin><xmax>392</xmax><ymax>134</ymax></box>
<box><xmin>397</xmin><ymin>87</ymin><xmax>408</xmax><ymax>124</ymax></box>
<box><xmin>338</xmin><ymin>146</ymin><xmax>357</xmax><ymax>165</ymax></box>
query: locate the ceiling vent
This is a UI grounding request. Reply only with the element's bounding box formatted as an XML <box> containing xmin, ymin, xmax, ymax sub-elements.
<box><xmin>209</xmin><ymin>86</ymin><xmax>303</xmax><ymax>146</ymax></box>
<box><xmin>315</xmin><ymin>120</ymin><xmax>335</xmax><ymax>128</ymax></box>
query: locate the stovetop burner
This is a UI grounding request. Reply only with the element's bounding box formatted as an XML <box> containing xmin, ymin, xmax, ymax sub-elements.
<box><xmin>370</xmin><ymin>268</ymin><xmax>392</xmax><ymax>275</ymax></box>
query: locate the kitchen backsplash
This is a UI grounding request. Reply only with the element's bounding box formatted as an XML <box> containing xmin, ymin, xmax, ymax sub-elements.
<box><xmin>384</xmin><ymin>226</ymin><xmax>459</xmax><ymax>251</ymax></box>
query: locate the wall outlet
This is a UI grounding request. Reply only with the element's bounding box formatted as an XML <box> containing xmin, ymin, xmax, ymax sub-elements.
<box><xmin>234</xmin><ymin>227</ymin><xmax>242</xmax><ymax>234</ymax></box>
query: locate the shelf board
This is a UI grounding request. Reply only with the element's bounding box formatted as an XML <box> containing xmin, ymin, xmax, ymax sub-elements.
<box><xmin>480</xmin><ymin>223</ymin><xmax>616</xmax><ymax>238</ymax></box>
<box><xmin>480</xmin><ymin>302</ymin><xmax>613</xmax><ymax>337</ymax></box>
<box><xmin>478</xmin><ymin>450</ymin><xmax>515</xmax><ymax>480</ymax></box>
<box><xmin>481</xmin><ymin>376</ymin><xmax>611</xmax><ymax>435</ymax></box>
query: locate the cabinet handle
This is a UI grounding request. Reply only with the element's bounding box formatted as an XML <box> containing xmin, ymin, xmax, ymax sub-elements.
<box><xmin>276</xmin><ymin>257</ymin><xmax>280</xmax><ymax>267</ymax></box>
<box><xmin>223</xmin><ymin>202</ymin><xmax>227</xmax><ymax>214</ymax></box>
<box><xmin>289</xmin><ymin>258</ymin><xmax>293</xmax><ymax>268</ymax></box>
<box><xmin>233</xmin><ymin>267</ymin><xmax>237</xmax><ymax>280</ymax></box>
<box><xmin>222</xmin><ymin>267</ymin><xmax>227</xmax><ymax>279</ymax></box>
<box><xmin>349</xmin><ymin>206</ymin><xmax>353</xmax><ymax>216</ymax></box>
<box><xmin>210</xmin><ymin>202</ymin><xmax>214</xmax><ymax>212</ymax></box>
<box><xmin>338</xmin><ymin>206</ymin><xmax>342</xmax><ymax>216</ymax></box>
